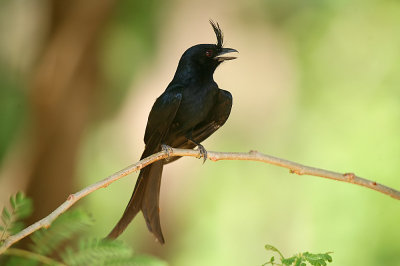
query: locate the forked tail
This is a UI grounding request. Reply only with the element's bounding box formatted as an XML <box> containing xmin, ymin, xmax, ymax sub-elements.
<box><xmin>107</xmin><ymin>160</ymin><xmax>165</xmax><ymax>243</ymax></box>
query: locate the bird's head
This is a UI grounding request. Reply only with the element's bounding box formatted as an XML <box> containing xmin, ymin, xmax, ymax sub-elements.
<box><xmin>174</xmin><ymin>20</ymin><xmax>238</xmax><ymax>81</ymax></box>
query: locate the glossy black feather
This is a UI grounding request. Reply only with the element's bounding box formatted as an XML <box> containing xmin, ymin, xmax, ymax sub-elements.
<box><xmin>107</xmin><ymin>21</ymin><xmax>236</xmax><ymax>244</ymax></box>
<box><xmin>209</xmin><ymin>19</ymin><xmax>224</xmax><ymax>49</ymax></box>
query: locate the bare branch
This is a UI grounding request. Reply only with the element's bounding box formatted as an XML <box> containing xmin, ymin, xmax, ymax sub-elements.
<box><xmin>1</xmin><ymin>148</ymin><xmax>399</xmax><ymax>254</ymax></box>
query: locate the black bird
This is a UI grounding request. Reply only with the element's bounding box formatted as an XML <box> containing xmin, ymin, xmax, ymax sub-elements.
<box><xmin>107</xmin><ymin>20</ymin><xmax>237</xmax><ymax>244</ymax></box>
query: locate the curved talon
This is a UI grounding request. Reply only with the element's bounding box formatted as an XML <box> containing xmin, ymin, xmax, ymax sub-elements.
<box><xmin>161</xmin><ymin>144</ymin><xmax>173</xmax><ymax>157</ymax></box>
<box><xmin>197</xmin><ymin>144</ymin><xmax>208</xmax><ymax>163</ymax></box>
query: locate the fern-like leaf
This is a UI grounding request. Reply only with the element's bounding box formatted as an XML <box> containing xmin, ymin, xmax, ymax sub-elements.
<box><xmin>303</xmin><ymin>252</ymin><xmax>332</xmax><ymax>266</ymax></box>
<box><xmin>1</xmin><ymin>192</ymin><xmax>33</xmax><ymax>242</ymax></box>
<box><xmin>30</xmin><ymin>208</ymin><xmax>93</xmax><ymax>255</ymax></box>
<box><xmin>1</xmin><ymin>195</ymin><xmax>165</xmax><ymax>266</ymax></box>
<box><xmin>264</xmin><ymin>243</ymin><xmax>333</xmax><ymax>266</ymax></box>
<box><xmin>61</xmin><ymin>238</ymin><xmax>132</xmax><ymax>266</ymax></box>
<box><xmin>61</xmin><ymin>238</ymin><xmax>168</xmax><ymax>266</ymax></box>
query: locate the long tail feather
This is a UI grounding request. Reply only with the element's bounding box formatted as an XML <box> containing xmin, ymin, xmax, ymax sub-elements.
<box><xmin>141</xmin><ymin>161</ymin><xmax>164</xmax><ymax>243</ymax></box>
<box><xmin>107</xmin><ymin>160</ymin><xmax>165</xmax><ymax>243</ymax></box>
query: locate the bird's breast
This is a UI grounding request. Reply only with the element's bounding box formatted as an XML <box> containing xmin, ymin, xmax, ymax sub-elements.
<box><xmin>173</xmin><ymin>85</ymin><xmax>218</xmax><ymax>130</ymax></box>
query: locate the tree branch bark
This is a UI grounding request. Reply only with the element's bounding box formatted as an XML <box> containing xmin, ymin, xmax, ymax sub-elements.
<box><xmin>1</xmin><ymin>148</ymin><xmax>399</xmax><ymax>254</ymax></box>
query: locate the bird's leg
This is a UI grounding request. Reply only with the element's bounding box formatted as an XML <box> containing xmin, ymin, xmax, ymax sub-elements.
<box><xmin>186</xmin><ymin>134</ymin><xmax>208</xmax><ymax>163</ymax></box>
<box><xmin>161</xmin><ymin>144</ymin><xmax>173</xmax><ymax>158</ymax></box>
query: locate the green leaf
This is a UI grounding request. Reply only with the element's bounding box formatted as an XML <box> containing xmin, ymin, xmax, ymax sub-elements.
<box><xmin>9</xmin><ymin>221</ymin><xmax>25</xmax><ymax>235</ymax></box>
<box><xmin>1</xmin><ymin>192</ymin><xmax>33</xmax><ymax>241</ymax></box>
<box><xmin>265</xmin><ymin>244</ymin><xmax>284</xmax><ymax>259</ymax></box>
<box><xmin>303</xmin><ymin>252</ymin><xmax>333</xmax><ymax>266</ymax></box>
<box><xmin>9</xmin><ymin>195</ymin><xmax>16</xmax><ymax>209</ymax></box>
<box><xmin>60</xmin><ymin>238</ymin><xmax>167</xmax><ymax>266</ymax></box>
<box><xmin>265</xmin><ymin>244</ymin><xmax>280</xmax><ymax>253</ymax></box>
<box><xmin>14</xmin><ymin>194</ymin><xmax>33</xmax><ymax>220</ymax></box>
<box><xmin>322</xmin><ymin>253</ymin><xmax>333</xmax><ymax>262</ymax></box>
<box><xmin>61</xmin><ymin>238</ymin><xmax>132</xmax><ymax>266</ymax></box>
<box><xmin>3</xmin><ymin>206</ymin><xmax>165</xmax><ymax>266</ymax></box>
<box><xmin>264</xmin><ymin>243</ymin><xmax>333</xmax><ymax>266</ymax></box>
<box><xmin>30</xmin><ymin>208</ymin><xmax>93</xmax><ymax>256</ymax></box>
<box><xmin>7</xmin><ymin>192</ymin><xmax>32</xmax><ymax>221</ymax></box>
<box><xmin>282</xmin><ymin>256</ymin><xmax>296</xmax><ymax>265</ymax></box>
<box><xmin>16</xmin><ymin>191</ymin><xmax>24</xmax><ymax>203</ymax></box>
<box><xmin>294</xmin><ymin>257</ymin><xmax>304</xmax><ymax>266</ymax></box>
<box><xmin>2</xmin><ymin>208</ymin><xmax>11</xmax><ymax>224</ymax></box>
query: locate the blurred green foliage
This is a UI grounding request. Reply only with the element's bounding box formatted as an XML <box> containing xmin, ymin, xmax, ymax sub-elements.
<box><xmin>0</xmin><ymin>65</ymin><xmax>26</xmax><ymax>163</ymax></box>
<box><xmin>1</xmin><ymin>192</ymin><xmax>166</xmax><ymax>266</ymax></box>
<box><xmin>264</xmin><ymin>244</ymin><xmax>333</xmax><ymax>266</ymax></box>
<box><xmin>100</xmin><ymin>0</ymin><xmax>163</xmax><ymax>116</ymax></box>
<box><xmin>1</xmin><ymin>0</ymin><xmax>400</xmax><ymax>265</ymax></box>
<box><xmin>0</xmin><ymin>192</ymin><xmax>32</xmax><ymax>242</ymax></box>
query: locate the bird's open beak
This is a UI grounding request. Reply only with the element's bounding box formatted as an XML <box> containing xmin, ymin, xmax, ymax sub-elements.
<box><xmin>214</xmin><ymin>48</ymin><xmax>238</xmax><ymax>62</ymax></box>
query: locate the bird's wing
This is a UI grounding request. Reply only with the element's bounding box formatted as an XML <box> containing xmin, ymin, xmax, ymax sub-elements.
<box><xmin>143</xmin><ymin>85</ymin><xmax>183</xmax><ymax>156</ymax></box>
<box><xmin>165</xmin><ymin>89</ymin><xmax>232</xmax><ymax>163</ymax></box>
<box><xmin>191</xmin><ymin>89</ymin><xmax>232</xmax><ymax>142</ymax></box>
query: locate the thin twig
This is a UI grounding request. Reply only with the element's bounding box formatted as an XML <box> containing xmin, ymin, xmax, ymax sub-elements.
<box><xmin>1</xmin><ymin>148</ymin><xmax>399</xmax><ymax>254</ymax></box>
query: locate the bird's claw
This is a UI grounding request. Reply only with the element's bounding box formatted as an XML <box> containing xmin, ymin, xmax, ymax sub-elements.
<box><xmin>197</xmin><ymin>144</ymin><xmax>208</xmax><ymax>163</ymax></box>
<box><xmin>161</xmin><ymin>144</ymin><xmax>173</xmax><ymax>157</ymax></box>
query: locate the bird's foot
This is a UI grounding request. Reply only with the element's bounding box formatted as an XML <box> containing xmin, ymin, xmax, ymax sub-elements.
<box><xmin>196</xmin><ymin>144</ymin><xmax>208</xmax><ymax>164</ymax></box>
<box><xmin>161</xmin><ymin>144</ymin><xmax>173</xmax><ymax>157</ymax></box>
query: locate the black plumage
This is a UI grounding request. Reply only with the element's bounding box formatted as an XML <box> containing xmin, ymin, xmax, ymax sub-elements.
<box><xmin>107</xmin><ymin>20</ymin><xmax>238</xmax><ymax>243</ymax></box>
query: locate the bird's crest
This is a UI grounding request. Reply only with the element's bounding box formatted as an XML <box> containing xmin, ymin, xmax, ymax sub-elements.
<box><xmin>209</xmin><ymin>20</ymin><xmax>224</xmax><ymax>48</ymax></box>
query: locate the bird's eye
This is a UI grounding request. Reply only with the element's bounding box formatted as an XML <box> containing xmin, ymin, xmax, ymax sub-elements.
<box><xmin>205</xmin><ymin>49</ymin><xmax>213</xmax><ymax>57</ymax></box>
